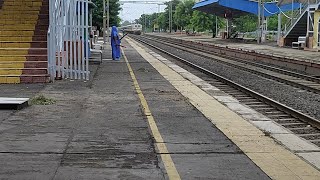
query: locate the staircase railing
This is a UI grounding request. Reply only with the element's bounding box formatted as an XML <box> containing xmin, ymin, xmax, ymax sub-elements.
<box><xmin>282</xmin><ymin>0</ymin><xmax>320</xmax><ymax>37</ymax></box>
<box><xmin>47</xmin><ymin>0</ymin><xmax>90</xmax><ymax>82</ymax></box>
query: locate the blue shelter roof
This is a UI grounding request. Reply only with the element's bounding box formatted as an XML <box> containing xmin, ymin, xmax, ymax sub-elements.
<box><xmin>193</xmin><ymin>0</ymin><xmax>301</xmax><ymax>18</ymax></box>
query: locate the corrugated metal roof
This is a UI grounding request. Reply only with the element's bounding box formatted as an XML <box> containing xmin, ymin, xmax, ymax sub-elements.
<box><xmin>193</xmin><ymin>0</ymin><xmax>301</xmax><ymax>17</ymax></box>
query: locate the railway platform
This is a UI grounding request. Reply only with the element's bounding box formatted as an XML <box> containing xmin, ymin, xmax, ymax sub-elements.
<box><xmin>149</xmin><ymin>33</ymin><xmax>320</xmax><ymax>76</ymax></box>
<box><xmin>0</xmin><ymin>38</ymin><xmax>320</xmax><ymax>179</ymax></box>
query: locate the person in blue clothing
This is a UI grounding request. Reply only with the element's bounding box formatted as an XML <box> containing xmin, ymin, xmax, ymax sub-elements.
<box><xmin>111</xmin><ymin>26</ymin><xmax>121</xmax><ymax>61</ymax></box>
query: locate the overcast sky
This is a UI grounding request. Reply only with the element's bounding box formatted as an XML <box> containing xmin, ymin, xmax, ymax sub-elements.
<box><xmin>119</xmin><ymin>2</ymin><xmax>167</xmax><ymax>23</ymax></box>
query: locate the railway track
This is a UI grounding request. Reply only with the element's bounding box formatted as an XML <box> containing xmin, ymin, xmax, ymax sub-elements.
<box><xmin>129</xmin><ymin>35</ymin><xmax>320</xmax><ymax>147</ymax></box>
<box><xmin>141</xmin><ymin>34</ymin><xmax>320</xmax><ymax>94</ymax></box>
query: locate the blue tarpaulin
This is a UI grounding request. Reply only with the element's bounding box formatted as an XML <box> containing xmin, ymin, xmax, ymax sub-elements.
<box><xmin>193</xmin><ymin>0</ymin><xmax>301</xmax><ymax>17</ymax></box>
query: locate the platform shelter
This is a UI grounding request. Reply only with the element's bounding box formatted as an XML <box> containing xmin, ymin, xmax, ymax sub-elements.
<box><xmin>192</xmin><ymin>0</ymin><xmax>303</xmax><ymax>44</ymax></box>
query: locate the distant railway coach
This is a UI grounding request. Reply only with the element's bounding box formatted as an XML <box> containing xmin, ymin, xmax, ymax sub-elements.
<box><xmin>120</xmin><ymin>24</ymin><xmax>142</xmax><ymax>35</ymax></box>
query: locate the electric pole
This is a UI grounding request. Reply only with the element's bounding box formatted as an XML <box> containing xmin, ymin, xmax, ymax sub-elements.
<box><xmin>158</xmin><ymin>4</ymin><xmax>160</xmax><ymax>32</ymax></box>
<box><xmin>107</xmin><ymin>0</ymin><xmax>110</xmax><ymax>42</ymax></box>
<box><xmin>215</xmin><ymin>16</ymin><xmax>218</xmax><ymax>38</ymax></box>
<box><xmin>103</xmin><ymin>0</ymin><xmax>106</xmax><ymax>44</ymax></box>
<box><xmin>261</xmin><ymin>0</ymin><xmax>265</xmax><ymax>43</ymax></box>
<box><xmin>144</xmin><ymin>13</ymin><xmax>147</xmax><ymax>33</ymax></box>
<box><xmin>257</xmin><ymin>0</ymin><xmax>261</xmax><ymax>43</ymax></box>
<box><xmin>169</xmin><ymin>1</ymin><xmax>172</xmax><ymax>33</ymax></box>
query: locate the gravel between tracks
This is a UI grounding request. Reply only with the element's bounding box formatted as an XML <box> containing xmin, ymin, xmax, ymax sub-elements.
<box><xmin>136</xmin><ymin>36</ymin><xmax>320</xmax><ymax>120</ymax></box>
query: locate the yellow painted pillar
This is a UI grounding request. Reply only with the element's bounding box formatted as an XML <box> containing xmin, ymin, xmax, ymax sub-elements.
<box><xmin>313</xmin><ymin>10</ymin><xmax>320</xmax><ymax>49</ymax></box>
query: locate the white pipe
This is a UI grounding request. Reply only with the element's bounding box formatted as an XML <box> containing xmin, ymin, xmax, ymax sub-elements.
<box><xmin>86</xmin><ymin>0</ymin><xmax>90</xmax><ymax>80</ymax></box>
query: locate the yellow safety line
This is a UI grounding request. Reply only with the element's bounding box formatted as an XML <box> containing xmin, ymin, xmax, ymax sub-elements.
<box><xmin>122</xmin><ymin>48</ymin><xmax>181</xmax><ymax>180</ymax></box>
<box><xmin>126</xmin><ymin>38</ymin><xmax>320</xmax><ymax>179</ymax></box>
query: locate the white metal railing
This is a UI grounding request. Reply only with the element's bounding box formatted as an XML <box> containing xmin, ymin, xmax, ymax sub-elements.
<box><xmin>48</xmin><ymin>0</ymin><xmax>90</xmax><ymax>82</ymax></box>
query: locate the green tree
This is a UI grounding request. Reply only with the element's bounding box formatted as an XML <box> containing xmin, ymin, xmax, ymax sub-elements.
<box><xmin>135</xmin><ymin>12</ymin><xmax>161</xmax><ymax>32</ymax></box>
<box><xmin>190</xmin><ymin>10</ymin><xmax>224</xmax><ymax>37</ymax></box>
<box><xmin>92</xmin><ymin>0</ymin><xmax>122</xmax><ymax>29</ymax></box>
<box><xmin>121</xmin><ymin>20</ymin><xmax>131</xmax><ymax>26</ymax></box>
<box><xmin>136</xmin><ymin>0</ymin><xmax>183</xmax><ymax>32</ymax></box>
<box><xmin>233</xmin><ymin>14</ymin><xmax>257</xmax><ymax>32</ymax></box>
<box><xmin>157</xmin><ymin>13</ymin><xmax>166</xmax><ymax>31</ymax></box>
<box><xmin>163</xmin><ymin>0</ymin><xmax>180</xmax><ymax>31</ymax></box>
<box><xmin>174</xmin><ymin>0</ymin><xmax>195</xmax><ymax>31</ymax></box>
<box><xmin>267</xmin><ymin>15</ymin><xmax>278</xmax><ymax>31</ymax></box>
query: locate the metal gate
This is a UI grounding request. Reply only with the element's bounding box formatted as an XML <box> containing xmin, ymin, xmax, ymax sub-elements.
<box><xmin>48</xmin><ymin>0</ymin><xmax>90</xmax><ymax>82</ymax></box>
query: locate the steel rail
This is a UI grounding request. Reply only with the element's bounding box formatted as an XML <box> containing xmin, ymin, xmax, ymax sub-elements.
<box><xmin>142</xmin><ymin>34</ymin><xmax>320</xmax><ymax>94</ymax></box>
<box><xmin>145</xmin><ymin>34</ymin><xmax>320</xmax><ymax>83</ymax></box>
<box><xmin>131</xmin><ymin>35</ymin><xmax>320</xmax><ymax>130</ymax></box>
<box><xmin>146</xmin><ymin>34</ymin><xmax>320</xmax><ymax>83</ymax></box>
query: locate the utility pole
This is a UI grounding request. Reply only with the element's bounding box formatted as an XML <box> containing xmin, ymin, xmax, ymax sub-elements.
<box><xmin>103</xmin><ymin>0</ymin><xmax>106</xmax><ymax>44</ymax></box>
<box><xmin>215</xmin><ymin>16</ymin><xmax>218</xmax><ymax>37</ymax></box>
<box><xmin>257</xmin><ymin>0</ymin><xmax>261</xmax><ymax>43</ymax></box>
<box><xmin>291</xmin><ymin>0</ymin><xmax>294</xmax><ymax>25</ymax></box>
<box><xmin>158</xmin><ymin>4</ymin><xmax>160</xmax><ymax>32</ymax></box>
<box><xmin>107</xmin><ymin>0</ymin><xmax>110</xmax><ymax>42</ymax></box>
<box><xmin>168</xmin><ymin>4</ymin><xmax>170</xmax><ymax>33</ymax></box>
<box><xmin>144</xmin><ymin>13</ymin><xmax>147</xmax><ymax>33</ymax></box>
<box><xmin>169</xmin><ymin>1</ymin><xmax>172</xmax><ymax>33</ymax></box>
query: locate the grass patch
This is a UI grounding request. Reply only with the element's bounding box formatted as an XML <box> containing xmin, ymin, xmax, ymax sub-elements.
<box><xmin>263</xmin><ymin>131</ymin><xmax>271</xmax><ymax>137</ymax></box>
<box><xmin>31</xmin><ymin>95</ymin><xmax>56</xmax><ymax>105</ymax></box>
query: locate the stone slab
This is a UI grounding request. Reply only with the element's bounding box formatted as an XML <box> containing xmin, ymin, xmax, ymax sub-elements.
<box><xmin>0</xmin><ymin>97</ymin><xmax>29</xmax><ymax>110</ymax></box>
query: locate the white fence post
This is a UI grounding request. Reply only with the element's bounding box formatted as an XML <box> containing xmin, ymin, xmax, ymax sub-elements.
<box><xmin>47</xmin><ymin>0</ymin><xmax>90</xmax><ymax>82</ymax></box>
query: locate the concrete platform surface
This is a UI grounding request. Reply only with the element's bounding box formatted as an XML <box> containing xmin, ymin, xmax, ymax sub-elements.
<box><xmin>0</xmin><ymin>37</ymin><xmax>319</xmax><ymax>180</ymax></box>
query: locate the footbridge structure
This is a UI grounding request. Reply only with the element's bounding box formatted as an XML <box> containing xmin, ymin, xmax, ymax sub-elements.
<box><xmin>193</xmin><ymin>0</ymin><xmax>320</xmax><ymax>49</ymax></box>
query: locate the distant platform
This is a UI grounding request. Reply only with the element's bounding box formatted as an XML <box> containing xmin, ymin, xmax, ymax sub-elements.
<box><xmin>0</xmin><ymin>97</ymin><xmax>29</xmax><ymax>110</ymax></box>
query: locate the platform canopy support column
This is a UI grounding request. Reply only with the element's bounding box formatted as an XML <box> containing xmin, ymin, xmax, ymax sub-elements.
<box><xmin>277</xmin><ymin>12</ymin><xmax>282</xmax><ymax>45</ymax></box>
<box><xmin>313</xmin><ymin>10</ymin><xmax>320</xmax><ymax>49</ymax></box>
<box><xmin>215</xmin><ymin>16</ymin><xmax>218</xmax><ymax>37</ymax></box>
<box><xmin>258</xmin><ymin>0</ymin><xmax>266</xmax><ymax>43</ymax></box>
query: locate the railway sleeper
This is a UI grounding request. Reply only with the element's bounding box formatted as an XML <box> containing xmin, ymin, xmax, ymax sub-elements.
<box><xmin>275</xmin><ymin>119</ymin><xmax>301</xmax><ymax>123</ymax></box>
<box><xmin>246</xmin><ymin>104</ymin><xmax>271</xmax><ymax>108</ymax></box>
<box><xmin>253</xmin><ymin>107</ymin><xmax>275</xmax><ymax>111</ymax></box>
<box><xmin>290</xmin><ymin>128</ymin><xmax>320</xmax><ymax>134</ymax></box>
<box><xmin>279</xmin><ymin>122</ymin><xmax>306</xmax><ymax>126</ymax></box>
<box><xmin>239</xmin><ymin>99</ymin><xmax>261</xmax><ymax>102</ymax></box>
<box><xmin>282</xmin><ymin>124</ymin><xmax>310</xmax><ymax>129</ymax></box>
<box><xmin>146</xmin><ymin>35</ymin><xmax>320</xmax><ymax>95</ymax></box>
<box><xmin>244</xmin><ymin>101</ymin><xmax>265</xmax><ymax>105</ymax></box>
<box><xmin>264</xmin><ymin>111</ymin><xmax>285</xmax><ymax>114</ymax></box>
<box><xmin>298</xmin><ymin>133</ymin><xmax>320</xmax><ymax>140</ymax></box>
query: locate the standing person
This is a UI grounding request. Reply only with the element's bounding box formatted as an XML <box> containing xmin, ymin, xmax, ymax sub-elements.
<box><xmin>111</xmin><ymin>26</ymin><xmax>121</xmax><ymax>61</ymax></box>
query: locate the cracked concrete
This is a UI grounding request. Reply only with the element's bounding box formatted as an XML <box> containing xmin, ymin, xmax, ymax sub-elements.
<box><xmin>0</xmin><ymin>40</ymin><xmax>271</xmax><ymax>179</ymax></box>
